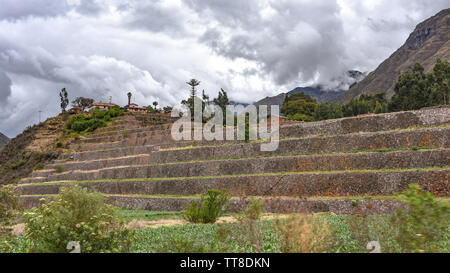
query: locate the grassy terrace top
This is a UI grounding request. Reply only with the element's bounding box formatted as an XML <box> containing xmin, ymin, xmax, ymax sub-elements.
<box><xmin>62</xmin><ymin>124</ymin><xmax>449</xmax><ymax>154</ymax></box>
<box><xmin>18</xmin><ymin>193</ymin><xmax>450</xmax><ymax>202</ymax></box>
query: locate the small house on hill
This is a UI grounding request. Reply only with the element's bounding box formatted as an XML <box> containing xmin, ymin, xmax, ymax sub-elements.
<box><xmin>89</xmin><ymin>102</ymin><xmax>119</xmax><ymax>112</ymax></box>
<box><xmin>125</xmin><ymin>103</ymin><xmax>147</xmax><ymax>113</ymax></box>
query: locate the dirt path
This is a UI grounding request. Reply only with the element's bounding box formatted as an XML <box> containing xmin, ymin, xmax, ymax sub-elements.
<box><xmin>126</xmin><ymin>214</ymin><xmax>291</xmax><ymax>230</ymax></box>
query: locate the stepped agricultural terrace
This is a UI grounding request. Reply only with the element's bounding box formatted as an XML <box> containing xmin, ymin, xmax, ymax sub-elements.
<box><xmin>16</xmin><ymin>106</ymin><xmax>450</xmax><ymax>215</ymax></box>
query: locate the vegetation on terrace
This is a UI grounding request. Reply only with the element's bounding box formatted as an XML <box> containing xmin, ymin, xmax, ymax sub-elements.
<box><xmin>282</xmin><ymin>59</ymin><xmax>449</xmax><ymax>122</ymax></box>
<box><xmin>65</xmin><ymin>106</ymin><xmax>124</xmax><ymax>135</ymax></box>
<box><xmin>2</xmin><ymin>184</ymin><xmax>449</xmax><ymax>253</ymax></box>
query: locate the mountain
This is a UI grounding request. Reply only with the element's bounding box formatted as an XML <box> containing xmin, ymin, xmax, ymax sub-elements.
<box><xmin>334</xmin><ymin>9</ymin><xmax>450</xmax><ymax>104</ymax></box>
<box><xmin>288</xmin><ymin>86</ymin><xmax>345</xmax><ymax>103</ymax></box>
<box><xmin>253</xmin><ymin>70</ymin><xmax>365</xmax><ymax>110</ymax></box>
<box><xmin>253</xmin><ymin>93</ymin><xmax>287</xmax><ymax>110</ymax></box>
<box><xmin>0</xmin><ymin>132</ymin><xmax>8</xmax><ymax>149</ymax></box>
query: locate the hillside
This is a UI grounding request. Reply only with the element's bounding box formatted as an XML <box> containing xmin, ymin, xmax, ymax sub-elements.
<box><xmin>0</xmin><ymin>132</ymin><xmax>8</xmax><ymax>149</ymax></box>
<box><xmin>335</xmin><ymin>8</ymin><xmax>450</xmax><ymax>103</ymax></box>
<box><xmin>288</xmin><ymin>86</ymin><xmax>344</xmax><ymax>103</ymax></box>
<box><xmin>0</xmin><ymin>117</ymin><xmax>65</xmax><ymax>185</ymax></box>
<box><xmin>16</xmin><ymin>106</ymin><xmax>450</xmax><ymax>215</ymax></box>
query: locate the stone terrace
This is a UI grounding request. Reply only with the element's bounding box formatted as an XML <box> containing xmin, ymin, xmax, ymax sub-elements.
<box><xmin>17</xmin><ymin>106</ymin><xmax>450</xmax><ymax>214</ymax></box>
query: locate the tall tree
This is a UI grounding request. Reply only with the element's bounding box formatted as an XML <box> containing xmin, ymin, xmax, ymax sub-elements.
<box><xmin>182</xmin><ymin>79</ymin><xmax>202</xmax><ymax>119</ymax></box>
<box><xmin>127</xmin><ymin>92</ymin><xmax>132</xmax><ymax>105</ymax></box>
<box><xmin>71</xmin><ymin>97</ymin><xmax>94</xmax><ymax>111</ymax></box>
<box><xmin>213</xmin><ymin>88</ymin><xmax>229</xmax><ymax>121</ymax></box>
<box><xmin>389</xmin><ymin>59</ymin><xmax>449</xmax><ymax>111</ymax></box>
<box><xmin>59</xmin><ymin>88</ymin><xmax>69</xmax><ymax>113</ymax></box>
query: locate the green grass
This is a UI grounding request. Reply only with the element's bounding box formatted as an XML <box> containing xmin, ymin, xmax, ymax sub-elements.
<box><xmin>19</xmin><ymin>166</ymin><xmax>450</xmax><ymax>187</ymax></box>
<box><xmin>116</xmin><ymin>209</ymin><xmax>182</xmax><ymax>222</ymax></box>
<box><xmin>130</xmin><ymin>214</ymin><xmax>450</xmax><ymax>253</ymax></box>
<box><xmin>3</xmin><ymin>213</ymin><xmax>449</xmax><ymax>253</ymax></box>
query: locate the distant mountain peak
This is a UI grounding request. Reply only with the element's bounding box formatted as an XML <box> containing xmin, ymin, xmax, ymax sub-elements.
<box><xmin>335</xmin><ymin>8</ymin><xmax>450</xmax><ymax>103</ymax></box>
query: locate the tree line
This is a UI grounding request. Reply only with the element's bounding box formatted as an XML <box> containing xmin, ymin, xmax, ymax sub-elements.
<box><xmin>282</xmin><ymin>58</ymin><xmax>449</xmax><ymax>122</ymax></box>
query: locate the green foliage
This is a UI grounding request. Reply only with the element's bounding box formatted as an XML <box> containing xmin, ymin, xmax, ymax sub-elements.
<box><xmin>244</xmin><ymin>198</ymin><xmax>265</xmax><ymax>221</ymax></box>
<box><xmin>55</xmin><ymin>142</ymin><xmax>63</xmax><ymax>148</ymax></box>
<box><xmin>389</xmin><ymin>59</ymin><xmax>449</xmax><ymax>111</ymax></box>
<box><xmin>33</xmin><ymin>163</ymin><xmax>44</xmax><ymax>171</ymax></box>
<box><xmin>213</xmin><ymin>88</ymin><xmax>230</xmax><ymax>124</ymax></box>
<box><xmin>24</xmin><ymin>186</ymin><xmax>133</xmax><ymax>253</ymax></box>
<box><xmin>342</xmin><ymin>184</ymin><xmax>449</xmax><ymax>253</ymax></box>
<box><xmin>54</xmin><ymin>165</ymin><xmax>65</xmax><ymax>173</ymax></box>
<box><xmin>341</xmin><ymin>93</ymin><xmax>388</xmax><ymax>117</ymax></box>
<box><xmin>392</xmin><ymin>184</ymin><xmax>449</xmax><ymax>252</ymax></box>
<box><xmin>163</xmin><ymin>106</ymin><xmax>173</xmax><ymax>113</ymax></box>
<box><xmin>0</xmin><ymin>186</ymin><xmax>21</xmax><ymax>238</ymax></box>
<box><xmin>313</xmin><ymin>102</ymin><xmax>343</xmax><ymax>121</ymax></box>
<box><xmin>0</xmin><ymin>186</ymin><xmax>22</xmax><ymax>252</ymax></box>
<box><xmin>281</xmin><ymin>93</ymin><xmax>317</xmax><ymax>121</ymax></box>
<box><xmin>66</xmin><ymin>106</ymin><xmax>123</xmax><ymax>134</ymax></box>
<box><xmin>181</xmin><ymin>79</ymin><xmax>210</xmax><ymax>121</ymax></box>
<box><xmin>182</xmin><ymin>189</ymin><xmax>230</xmax><ymax>224</ymax></box>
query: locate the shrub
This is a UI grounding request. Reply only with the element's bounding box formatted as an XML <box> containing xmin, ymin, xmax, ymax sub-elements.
<box><xmin>392</xmin><ymin>184</ymin><xmax>449</xmax><ymax>252</ymax></box>
<box><xmin>276</xmin><ymin>214</ymin><xmax>333</xmax><ymax>253</ymax></box>
<box><xmin>33</xmin><ymin>163</ymin><xmax>44</xmax><ymax>171</ymax></box>
<box><xmin>245</xmin><ymin>198</ymin><xmax>265</xmax><ymax>221</ymax></box>
<box><xmin>24</xmin><ymin>185</ymin><xmax>133</xmax><ymax>253</ymax></box>
<box><xmin>66</xmin><ymin>107</ymin><xmax>123</xmax><ymax>134</ymax></box>
<box><xmin>54</xmin><ymin>165</ymin><xmax>65</xmax><ymax>173</ymax></box>
<box><xmin>0</xmin><ymin>186</ymin><xmax>22</xmax><ymax>252</ymax></box>
<box><xmin>182</xmin><ymin>190</ymin><xmax>230</xmax><ymax>224</ymax></box>
<box><xmin>55</xmin><ymin>142</ymin><xmax>63</xmax><ymax>148</ymax></box>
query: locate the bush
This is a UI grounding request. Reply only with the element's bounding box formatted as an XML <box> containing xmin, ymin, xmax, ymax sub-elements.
<box><xmin>342</xmin><ymin>184</ymin><xmax>449</xmax><ymax>253</ymax></box>
<box><xmin>54</xmin><ymin>166</ymin><xmax>65</xmax><ymax>173</ymax></box>
<box><xmin>24</xmin><ymin>185</ymin><xmax>133</xmax><ymax>253</ymax></box>
<box><xmin>66</xmin><ymin>107</ymin><xmax>123</xmax><ymax>134</ymax></box>
<box><xmin>55</xmin><ymin>142</ymin><xmax>63</xmax><ymax>148</ymax></box>
<box><xmin>245</xmin><ymin>198</ymin><xmax>265</xmax><ymax>221</ymax></box>
<box><xmin>33</xmin><ymin>163</ymin><xmax>44</xmax><ymax>171</ymax></box>
<box><xmin>0</xmin><ymin>186</ymin><xmax>22</xmax><ymax>252</ymax></box>
<box><xmin>392</xmin><ymin>184</ymin><xmax>449</xmax><ymax>252</ymax></box>
<box><xmin>182</xmin><ymin>190</ymin><xmax>230</xmax><ymax>224</ymax></box>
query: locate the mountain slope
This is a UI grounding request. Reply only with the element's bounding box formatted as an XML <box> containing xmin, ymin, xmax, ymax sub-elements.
<box><xmin>0</xmin><ymin>132</ymin><xmax>8</xmax><ymax>149</ymax></box>
<box><xmin>288</xmin><ymin>86</ymin><xmax>345</xmax><ymax>103</ymax></box>
<box><xmin>335</xmin><ymin>8</ymin><xmax>450</xmax><ymax>104</ymax></box>
<box><xmin>253</xmin><ymin>70</ymin><xmax>365</xmax><ymax>109</ymax></box>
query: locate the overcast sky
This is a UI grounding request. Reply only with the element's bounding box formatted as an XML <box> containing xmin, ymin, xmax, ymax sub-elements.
<box><xmin>0</xmin><ymin>0</ymin><xmax>448</xmax><ymax>137</ymax></box>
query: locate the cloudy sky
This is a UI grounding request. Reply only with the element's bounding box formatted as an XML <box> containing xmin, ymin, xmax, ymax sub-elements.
<box><xmin>0</xmin><ymin>0</ymin><xmax>448</xmax><ymax>137</ymax></box>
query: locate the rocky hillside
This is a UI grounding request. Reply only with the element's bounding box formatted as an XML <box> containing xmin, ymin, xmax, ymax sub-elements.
<box><xmin>0</xmin><ymin>117</ymin><xmax>65</xmax><ymax>185</ymax></box>
<box><xmin>0</xmin><ymin>132</ymin><xmax>8</xmax><ymax>149</ymax></box>
<box><xmin>335</xmin><ymin>8</ymin><xmax>450</xmax><ymax>103</ymax></box>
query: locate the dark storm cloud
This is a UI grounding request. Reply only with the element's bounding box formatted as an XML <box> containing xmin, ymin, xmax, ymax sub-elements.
<box><xmin>195</xmin><ymin>0</ymin><xmax>346</xmax><ymax>85</ymax></box>
<box><xmin>0</xmin><ymin>0</ymin><xmax>103</xmax><ymax>21</ymax></box>
<box><xmin>0</xmin><ymin>70</ymin><xmax>12</xmax><ymax>103</ymax></box>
